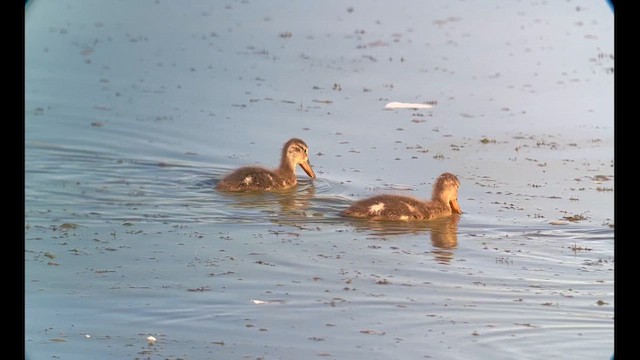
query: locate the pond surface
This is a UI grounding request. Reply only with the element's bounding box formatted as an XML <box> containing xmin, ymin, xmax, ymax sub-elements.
<box><xmin>25</xmin><ymin>0</ymin><xmax>614</xmax><ymax>359</ymax></box>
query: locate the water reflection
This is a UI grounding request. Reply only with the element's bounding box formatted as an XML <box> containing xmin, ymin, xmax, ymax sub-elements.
<box><xmin>277</xmin><ymin>182</ymin><xmax>316</xmax><ymax>216</ymax></box>
<box><xmin>428</xmin><ymin>215</ymin><xmax>460</xmax><ymax>265</ymax></box>
<box><xmin>215</xmin><ymin>180</ymin><xmax>317</xmax><ymax>220</ymax></box>
<box><xmin>347</xmin><ymin>215</ymin><xmax>461</xmax><ymax>264</ymax></box>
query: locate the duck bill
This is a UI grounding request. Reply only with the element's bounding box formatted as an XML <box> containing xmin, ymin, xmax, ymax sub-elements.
<box><xmin>299</xmin><ymin>160</ymin><xmax>316</xmax><ymax>179</ymax></box>
<box><xmin>450</xmin><ymin>199</ymin><xmax>462</xmax><ymax>214</ymax></box>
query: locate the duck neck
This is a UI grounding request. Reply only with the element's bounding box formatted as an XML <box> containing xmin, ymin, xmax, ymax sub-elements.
<box><xmin>278</xmin><ymin>157</ymin><xmax>296</xmax><ymax>176</ymax></box>
<box><xmin>431</xmin><ymin>197</ymin><xmax>450</xmax><ymax>211</ymax></box>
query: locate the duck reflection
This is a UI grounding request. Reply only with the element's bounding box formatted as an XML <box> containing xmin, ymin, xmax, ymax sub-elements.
<box><xmin>216</xmin><ymin>179</ymin><xmax>316</xmax><ymax>219</ymax></box>
<box><xmin>276</xmin><ymin>181</ymin><xmax>316</xmax><ymax>216</ymax></box>
<box><xmin>428</xmin><ymin>215</ymin><xmax>459</xmax><ymax>265</ymax></box>
<box><xmin>348</xmin><ymin>214</ymin><xmax>460</xmax><ymax>265</ymax></box>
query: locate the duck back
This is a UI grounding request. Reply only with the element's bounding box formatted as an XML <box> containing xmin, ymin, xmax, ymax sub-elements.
<box><xmin>216</xmin><ymin>166</ymin><xmax>295</xmax><ymax>191</ymax></box>
<box><xmin>341</xmin><ymin>194</ymin><xmax>449</xmax><ymax>220</ymax></box>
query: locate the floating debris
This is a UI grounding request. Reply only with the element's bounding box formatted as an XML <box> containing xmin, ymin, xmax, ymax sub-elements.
<box><xmin>549</xmin><ymin>221</ymin><xmax>568</xmax><ymax>225</ymax></box>
<box><xmin>56</xmin><ymin>223</ymin><xmax>79</xmax><ymax>231</ymax></box>
<box><xmin>562</xmin><ymin>214</ymin><xmax>587</xmax><ymax>222</ymax></box>
<box><xmin>187</xmin><ymin>286</ymin><xmax>211</xmax><ymax>292</ymax></box>
<box><xmin>569</xmin><ymin>244</ymin><xmax>592</xmax><ymax>252</ymax></box>
<box><xmin>360</xmin><ymin>329</ymin><xmax>386</xmax><ymax>335</ymax></box>
<box><xmin>384</xmin><ymin>102</ymin><xmax>433</xmax><ymax>109</ymax></box>
<box><xmin>480</xmin><ymin>137</ymin><xmax>496</xmax><ymax>144</ymax></box>
<box><xmin>251</xmin><ymin>299</ymin><xmax>285</xmax><ymax>304</ymax></box>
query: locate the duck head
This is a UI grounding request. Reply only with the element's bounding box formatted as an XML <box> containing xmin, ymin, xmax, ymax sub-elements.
<box><xmin>432</xmin><ymin>172</ymin><xmax>461</xmax><ymax>214</ymax></box>
<box><xmin>281</xmin><ymin>138</ymin><xmax>316</xmax><ymax>179</ymax></box>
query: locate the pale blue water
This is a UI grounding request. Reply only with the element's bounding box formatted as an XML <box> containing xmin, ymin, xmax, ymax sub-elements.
<box><xmin>26</xmin><ymin>1</ymin><xmax>613</xmax><ymax>359</ymax></box>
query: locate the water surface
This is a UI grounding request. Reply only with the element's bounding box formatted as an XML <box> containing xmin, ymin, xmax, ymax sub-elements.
<box><xmin>26</xmin><ymin>1</ymin><xmax>613</xmax><ymax>359</ymax></box>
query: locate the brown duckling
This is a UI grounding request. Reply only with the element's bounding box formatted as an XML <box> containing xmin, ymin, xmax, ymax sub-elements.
<box><xmin>341</xmin><ymin>172</ymin><xmax>461</xmax><ymax>220</ymax></box>
<box><xmin>216</xmin><ymin>138</ymin><xmax>316</xmax><ymax>191</ymax></box>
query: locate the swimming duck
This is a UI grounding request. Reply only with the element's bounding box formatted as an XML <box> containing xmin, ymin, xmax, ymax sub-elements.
<box><xmin>216</xmin><ymin>138</ymin><xmax>316</xmax><ymax>191</ymax></box>
<box><xmin>341</xmin><ymin>172</ymin><xmax>461</xmax><ymax>220</ymax></box>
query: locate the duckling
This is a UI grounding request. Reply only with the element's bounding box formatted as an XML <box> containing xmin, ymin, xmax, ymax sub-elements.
<box><xmin>216</xmin><ymin>138</ymin><xmax>316</xmax><ymax>191</ymax></box>
<box><xmin>341</xmin><ymin>172</ymin><xmax>461</xmax><ymax>221</ymax></box>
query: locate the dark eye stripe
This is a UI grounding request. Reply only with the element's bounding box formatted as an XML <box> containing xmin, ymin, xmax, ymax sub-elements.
<box><xmin>293</xmin><ymin>145</ymin><xmax>307</xmax><ymax>153</ymax></box>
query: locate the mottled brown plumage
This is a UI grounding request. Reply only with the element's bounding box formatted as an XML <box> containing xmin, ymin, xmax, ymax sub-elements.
<box><xmin>216</xmin><ymin>138</ymin><xmax>316</xmax><ymax>192</ymax></box>
<box><xmin>341</xmin><ymin>172</ymin><xmax>461</xmax><ymax>220</ymax></box>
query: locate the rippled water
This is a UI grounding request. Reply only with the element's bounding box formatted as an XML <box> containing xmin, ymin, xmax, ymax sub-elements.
<box><xmin>26</xmin><ymin>0</ymin><xmax>613</xmax><ymax>359</ymax></box>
